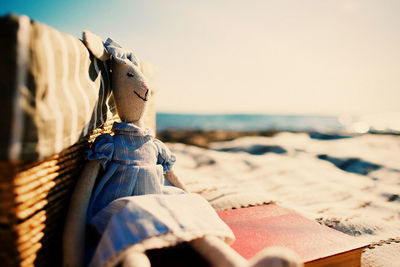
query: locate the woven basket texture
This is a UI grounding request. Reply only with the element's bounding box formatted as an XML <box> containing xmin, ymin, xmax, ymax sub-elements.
<box><xmin>0</xmin><ymin>117</ymin><xmax>120</xmax><ymax>267</ymax></box>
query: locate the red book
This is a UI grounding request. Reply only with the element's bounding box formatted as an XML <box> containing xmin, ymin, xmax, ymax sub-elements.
<box><xmin>217</xmin><ymin>204</ymin><xmax>368</xmax><ymax>267</ymax></box>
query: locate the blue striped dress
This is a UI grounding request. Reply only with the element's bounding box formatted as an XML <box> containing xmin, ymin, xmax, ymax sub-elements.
<box><xmin>86</xmin><ymin>122</ymin><xmax>234</xmax><ymax>267</ymax></box>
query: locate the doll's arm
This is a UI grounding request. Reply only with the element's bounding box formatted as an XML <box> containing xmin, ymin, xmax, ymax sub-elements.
<box><xmin>63</xmin><ymin>160</ymin><xmax>101</xmax><ymax>267</ymax></box>
<box><xmin>164</xmin><ymin>169</ymin><xmax>189</xmax><ymax>192</ymax></box>
<box><xmin>153</xmin><ymin>139</ymin><xmax>187</xmax><ymax>191</ymax></box>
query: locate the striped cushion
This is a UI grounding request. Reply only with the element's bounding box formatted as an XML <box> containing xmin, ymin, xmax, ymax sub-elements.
<box><xmin>0</xmin><ymin>14</ymin><xmax>116</xmax><ymax>161</ymax></box>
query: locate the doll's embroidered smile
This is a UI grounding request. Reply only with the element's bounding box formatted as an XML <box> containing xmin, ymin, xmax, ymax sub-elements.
<box><xmin>134</xmin><ymin>90</ymin><xmax>148</xmax><ymax>101</ymax></box>
<box><xmin>134</xmin><ymin>81</ymin><xmax>150</xmax><ymax>101</ymax></box>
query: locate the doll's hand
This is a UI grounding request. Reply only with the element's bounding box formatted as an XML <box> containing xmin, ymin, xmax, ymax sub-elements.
<box><xmin>164</xmin><ymin>169</ymin><xmax>189</xmax><ymax>192</ymax></box>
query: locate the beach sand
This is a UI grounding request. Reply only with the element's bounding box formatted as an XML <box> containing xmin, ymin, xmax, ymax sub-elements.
<box><xmin>162</xmin><ymin>132</ymin><xmax>400</xmax><ymax>267</ymax></box>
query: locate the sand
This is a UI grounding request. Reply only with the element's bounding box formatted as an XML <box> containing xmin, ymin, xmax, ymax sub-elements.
<box><xmin>167</xmin><ymin>132</ymin><xmax>400</xmax><ymax>267</ymax></box>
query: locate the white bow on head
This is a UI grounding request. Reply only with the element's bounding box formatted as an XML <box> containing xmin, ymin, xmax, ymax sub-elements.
<box><xmin>104</xmin><ymin>38</ymin><xmax>140</xmax><ymax>66</ymax></box>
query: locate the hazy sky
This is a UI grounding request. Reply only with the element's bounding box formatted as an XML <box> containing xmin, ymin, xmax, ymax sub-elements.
<box><xmin>2</xmin><ymin>0</ymin><xmax>400</xmax><ymax>115</ymax></box>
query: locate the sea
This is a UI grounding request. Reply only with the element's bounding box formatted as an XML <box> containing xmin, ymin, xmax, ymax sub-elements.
<box><xmin>156</xmin><ymin>112</ymin><xmax>400</xmax><ymax>134</ymax></box>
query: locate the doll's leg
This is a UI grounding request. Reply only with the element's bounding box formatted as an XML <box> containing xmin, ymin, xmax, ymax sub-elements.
<box><xmin>190</xmin><ymin>235</ymin><xmax>302</xmax><ymax>267</ymax></box>
<box><xmin>121</xmin><ymin>247</ymin><xmax>150</xmax><ymax>267</ymax></box>
<box><xmin>190</xmin><ymin>235</ymin><xmax>247</xmax><ymax>267</ymax></box>
<box><xmin>248</xmin><ymin>246</ymin><xmax>302</xmax><ymax>267</ymax></box>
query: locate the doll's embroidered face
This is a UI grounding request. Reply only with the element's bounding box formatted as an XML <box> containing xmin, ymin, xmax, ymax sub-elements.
<box><xmin>126</xmin><ymin>68</ymin><xmax>150</xmax><ymax>102</ymax></box>
<box><xmin>111</xmin><ymin>61</ymin><xmax>150</xmax><ymax>122</ymax></box>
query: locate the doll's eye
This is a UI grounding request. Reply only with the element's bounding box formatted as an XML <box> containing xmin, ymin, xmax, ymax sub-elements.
<box><xmin>127</xmin><ymin>72</ymin><xmax>134</xmax><ymax>77</ymax></box>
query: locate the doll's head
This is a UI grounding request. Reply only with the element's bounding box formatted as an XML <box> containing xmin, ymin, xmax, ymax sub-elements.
<box><xmin>83</xmin><ymin>30</ymin><xmax>150</xmax><ymax>124</ymax></box>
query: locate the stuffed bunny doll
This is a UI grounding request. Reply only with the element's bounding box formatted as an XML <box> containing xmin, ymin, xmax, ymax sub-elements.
<box><xmin>62</xmin><ymin>31</ymin><xmax>301</xmax><ymax>267</ymax></box>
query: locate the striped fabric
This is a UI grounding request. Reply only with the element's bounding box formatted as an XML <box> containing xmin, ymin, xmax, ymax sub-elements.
<box><xmin>0</xmin><ymin>14</ymin><xmax>116</xmax><ymax>161</ymax></box>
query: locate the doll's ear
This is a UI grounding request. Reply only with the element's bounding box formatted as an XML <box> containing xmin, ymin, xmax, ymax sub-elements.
<box><xmin>82</xmin><ymin>30</ymin><xmax>111</xmax><ymax>61</ymax></box>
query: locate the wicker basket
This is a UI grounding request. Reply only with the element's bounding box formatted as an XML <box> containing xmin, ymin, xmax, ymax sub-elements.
<box><xmin>0</xmin><ymin>14</ymin><xmax>156</xmax><ymax>267</ymax></box>
<box><xmin>0</xmin><ymin>117</ymin><xmax>118</xmax><ymax>267</ymax></box>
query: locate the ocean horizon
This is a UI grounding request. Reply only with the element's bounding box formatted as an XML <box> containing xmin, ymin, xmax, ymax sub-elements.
<box><xmin>156</xmin><ymin>112</ymin><xmax>400</xmax><ymax>134</ymax></box>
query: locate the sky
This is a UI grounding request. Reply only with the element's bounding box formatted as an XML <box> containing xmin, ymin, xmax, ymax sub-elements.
<box><xmin>2</xmin><ymin>0</ymin><xmax>400</xmax><ymax>115</ymax></box>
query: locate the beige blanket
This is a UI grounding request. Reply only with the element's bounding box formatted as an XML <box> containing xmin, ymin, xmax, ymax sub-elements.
<box><xmin>169</xmin><ymin>132</ymin><xmax>400</xmax><ymax>267</ymax></box>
